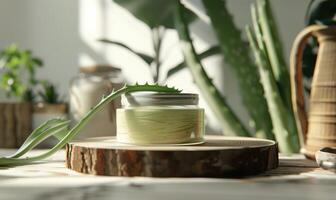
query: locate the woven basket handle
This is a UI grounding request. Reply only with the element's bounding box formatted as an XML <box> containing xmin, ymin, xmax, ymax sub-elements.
<box><xmin>290</xmin><ymin>24</ymin><xmax>327</xmax><ymax>146</ymax></box>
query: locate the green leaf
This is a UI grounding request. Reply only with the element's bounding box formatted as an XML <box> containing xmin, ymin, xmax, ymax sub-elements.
<box><xmin>165</xmin><ymin>45</ymin><xmax>221</xmax><ymax>80</ymax></box>
<box><xmin>22</xmin><ymin>88</ymin><xmax>35</xmax><ymax>102</ymax></box>
<box><xmin>37</xmin><ymin>80</ymin><xmax>60</xmax><ymax>103</ymax></box>
<box><xmin>0</xmin><ymin>44</ymin><xmax>42</xmax><ymax>101</ymax></box>
<box><xmin>113</xmin><ymin>0</ymin><xmax>196</xmax><ymax>29</ymax></box>
<box><xmin>32</xmin><ymin>58</ymin><xmax>43</xmax><ymax>66</ymax></box>
<box><xmin>10</xmin><ymin>119</ymin><xmax>70</xmax><ymax>158</ymax></box>
<box><xmin>8</xmin><ymin>56</ymin><xmax>21</xmax><ymax>69</ymax></box>
<box><xmin>100</xmin><ymin>39</ymin><xmax>154</xmax><ymax>65</ymax></box>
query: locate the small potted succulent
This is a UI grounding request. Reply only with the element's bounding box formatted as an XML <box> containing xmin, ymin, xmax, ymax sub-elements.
<box><xmin>33</xmin><ymin>80</ymin><xmax>67</xmax><ymax>129</ymax></box>
<box><xmin>32</xmin><ymin>80</ymin><xmax>67</xmax><ymax>147</ymax></box>
<box><xmin>0</xmin><ymin>44</ymin><xmax>42</xmax><ymax>147</ymax></box>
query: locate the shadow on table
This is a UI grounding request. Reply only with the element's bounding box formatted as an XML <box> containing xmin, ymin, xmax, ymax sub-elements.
<box><xmin>0</xmin><ymin>160</ymin><xmax>70</xmax><ymax>178</ymax></box>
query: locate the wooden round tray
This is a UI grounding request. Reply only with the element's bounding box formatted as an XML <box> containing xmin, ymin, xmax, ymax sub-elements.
<box><xmin>65</xmin><ymin>136</ymin><xmax>278</xmax><ymax>177</ymax></box>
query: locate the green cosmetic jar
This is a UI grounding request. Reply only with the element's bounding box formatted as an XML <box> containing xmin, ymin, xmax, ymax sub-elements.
<box><xmin>116</xmin><ymin>93</ymin><xmax>205</xmax><ymax>145</ymax></box>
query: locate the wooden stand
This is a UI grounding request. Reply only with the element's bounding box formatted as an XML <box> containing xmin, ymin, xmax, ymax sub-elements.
<box><xmin>66</xmin><ymin>136</ymin><xmax>278</xmax><ymax>177</ymax></box>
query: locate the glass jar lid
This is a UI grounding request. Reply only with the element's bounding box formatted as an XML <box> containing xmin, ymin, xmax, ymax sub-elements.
<box><xmin>77</xmin><ymin>65</ymin><xmax>123</xmax><ymax>82</ymax></box>
<box><xmin>125</xmin><ymin>93</ymin><xmax>199</xmax><ymax>106</ymax></box>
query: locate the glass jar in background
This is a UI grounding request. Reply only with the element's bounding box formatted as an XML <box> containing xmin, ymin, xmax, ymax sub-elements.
<box><xmin>70</xmin><ymin>65</ymin><xmax>124</xmax><ymax>138</ymax></box>
<box><xmin>117</xmin><ymin>93</ymin><xmax>205</xmax><ymax>145</ymax></box>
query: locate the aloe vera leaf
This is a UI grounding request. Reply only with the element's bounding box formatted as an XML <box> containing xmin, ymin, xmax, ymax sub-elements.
<box><xmin>251</xmin><ymin>4</ymin><xmax>266</xmax><ymax>51</ymax></box>
<box><xmin>165</xmin><ymin>45</ymin><xmax>221</xmax><ymax>80</ymax></box>
<box><xmin>174</xmin><ymin>1</ymin><xmax>250</xmax><ymax>137</ymax></box>
<box><xmin>246</xmin><ymin>26</ymin><xmax>300</xmax><ymax>153</ymax></box>
<box><xmin>201</xmin><ymin>0</ymin><xmax>273</xmax><ymax>139</ymax></box>
<box><xmin>251</xmin><ymin>3</ymin><xmax>299</xmax><ymax>152</ymax></box>
<box><xmin>256</xmin><ymin>0</ymin><xmax>292</xmax><ymax>109</ymax></box>
<box><xmin>100</xmin><ymin>39</ymin><xmax>154</xmax><ymax>65</ymax></box>
<box><xmin>10</xmin><ymin>120</ymin><xmax>70</xmax><ymax>158</ymax></box>
<box><xmin>0</xmin><ymin>84</ymin><xmax>181</xmax><ymax>166</ymax></box>
<box><xmin>53</xmin><ymin>125</ymin><xmax>69</xmax><ymax>141</ymax></box>
<box><xmin>16</xmin><ymin>119</ymin><xmax>64</xmax><ymax>148</ymax></box>
<box><xmin>10</xmin><ymin>118</ymin><xmax>67</xmax><ymax>158</ymax></box>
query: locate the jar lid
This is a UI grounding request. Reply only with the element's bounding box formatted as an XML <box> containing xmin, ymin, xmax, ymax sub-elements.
<box><xmin>125</xmin><ymin>93</ymin><xmax>199</xmax><ymax>106</ymax></box>
<box><xmin>80</xmin><ymin>65</ymin><xmax>121</xmax><ymax>73</ymax></box>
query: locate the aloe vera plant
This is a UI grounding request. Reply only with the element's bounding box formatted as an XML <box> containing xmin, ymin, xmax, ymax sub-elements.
<box><xmin>0</xmin><ymin>84</ymin><xmax>181</xmax><ymax>166</ymax></box>
<box><xmin>201</xmin><ymin>0</ymin><xmax>273</xmax><ymax>140</ymax></box>
<box><xmin>174</xmin><ymin>0</ymin><xmax>276</xmax><ymax>139</ymax></box>
<box><xmin>246</xmin><ymin>27</ymin><xmax>299</xmax><ymax>153</ymax></box>
<box><xmin>245</xmin><ymin>0</ymin><xmax>300</xmax><ymax>153</ymax></box>
<box><xmin>173</xmin><ymin>0</ymin><xmax>300</xmax><ymax>152</ymax></box>
<box><xmin>256</xmin><ymin>0</ymin><xmax>292</xmax><ymax>109</ymax></box>
<box><xmin>174</xmin><ymin>1</ymin><xmax>249</xmax><ymax>137</ymax></box>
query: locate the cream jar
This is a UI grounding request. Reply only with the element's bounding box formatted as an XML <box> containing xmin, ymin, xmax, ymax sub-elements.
<box><xmin>116</xmin><ymin>93</ymin><xmax>204</xmax><ymax>145</ymax></box>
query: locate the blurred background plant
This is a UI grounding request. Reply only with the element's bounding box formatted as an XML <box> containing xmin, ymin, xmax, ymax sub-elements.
<box><xmin>37</xmin><ymin>80</ymin><xmax>61</xmax><ymax>104</ymax></box>
<box><xmin>100</xmin><ymin>0</ymin><xmax>221</xmax><ymax>83</ymax></box>
<box><xmin>0</xmin><ymin>44</ymin><xmax>62</xmax><ymax>104</ymax></box>
<box><xmin>0</xmin><ymin>44</ymin><xmax>43</xmax><ymax>102</ymax></box>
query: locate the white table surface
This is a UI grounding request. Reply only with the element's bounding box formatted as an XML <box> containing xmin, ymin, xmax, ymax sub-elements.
<box><xmin>0</xmin><ymin>149</ymin><xmax>335</xmax><ymax>200</ymax></box>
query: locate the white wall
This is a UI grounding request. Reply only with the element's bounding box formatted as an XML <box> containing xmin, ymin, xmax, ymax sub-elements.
<box><xmin>0</xmin><ymin>0</ymin><xmax>79</xmax><ymax>101</ymax></box>
<box><xmin>0</xmin><ymin>0</ymin><xmax>309</xmax><ymax>133</ymax></box>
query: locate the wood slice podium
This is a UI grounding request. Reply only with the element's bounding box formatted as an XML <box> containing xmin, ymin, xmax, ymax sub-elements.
<box><xmin>66</xmin><ymin>136</ymin><xmax>278</xmax><ymax>177</ymax></box>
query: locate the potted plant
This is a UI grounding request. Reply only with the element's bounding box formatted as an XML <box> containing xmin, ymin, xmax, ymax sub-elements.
<box><xmin>0</xmin><ymin>44</ymin><xmax>42</xmax><ymax>147</ymax></box>
<box><xmin>32</xmin><ymin>80</ymin><xmax>67</xmax><ymax>147</ymax></box>
<box><xmin>33</xmin><ymin>80</ymin><xmax>67</xmax><ymax>129</ymax></box>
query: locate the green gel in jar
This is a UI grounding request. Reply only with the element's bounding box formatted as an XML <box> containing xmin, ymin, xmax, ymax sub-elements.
<box><xmin>116</xmin><ymin>93</ymin><xmax>204</xmax><ymax>145</ymax></box>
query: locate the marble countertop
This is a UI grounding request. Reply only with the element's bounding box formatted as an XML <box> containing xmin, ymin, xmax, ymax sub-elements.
<box><xmin>0</xmin><ymin>149</ymin><xmax>335</xmax><ymax>200</ymax></box>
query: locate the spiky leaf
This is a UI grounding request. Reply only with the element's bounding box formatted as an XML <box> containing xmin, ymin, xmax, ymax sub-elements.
<box><xmin>174</xmin><ymin>1</ymin><xmax>250</xmax><ymax>137</ymax></box>
<box><xmin>202</xmin><ymin>0</ymin><xmax>273</xmax><ymax>139</ymax></box>
<box><xmin>246</xmin><ymin>26</ymin><xmax>300</xmax><ymax>153</ymax></box>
